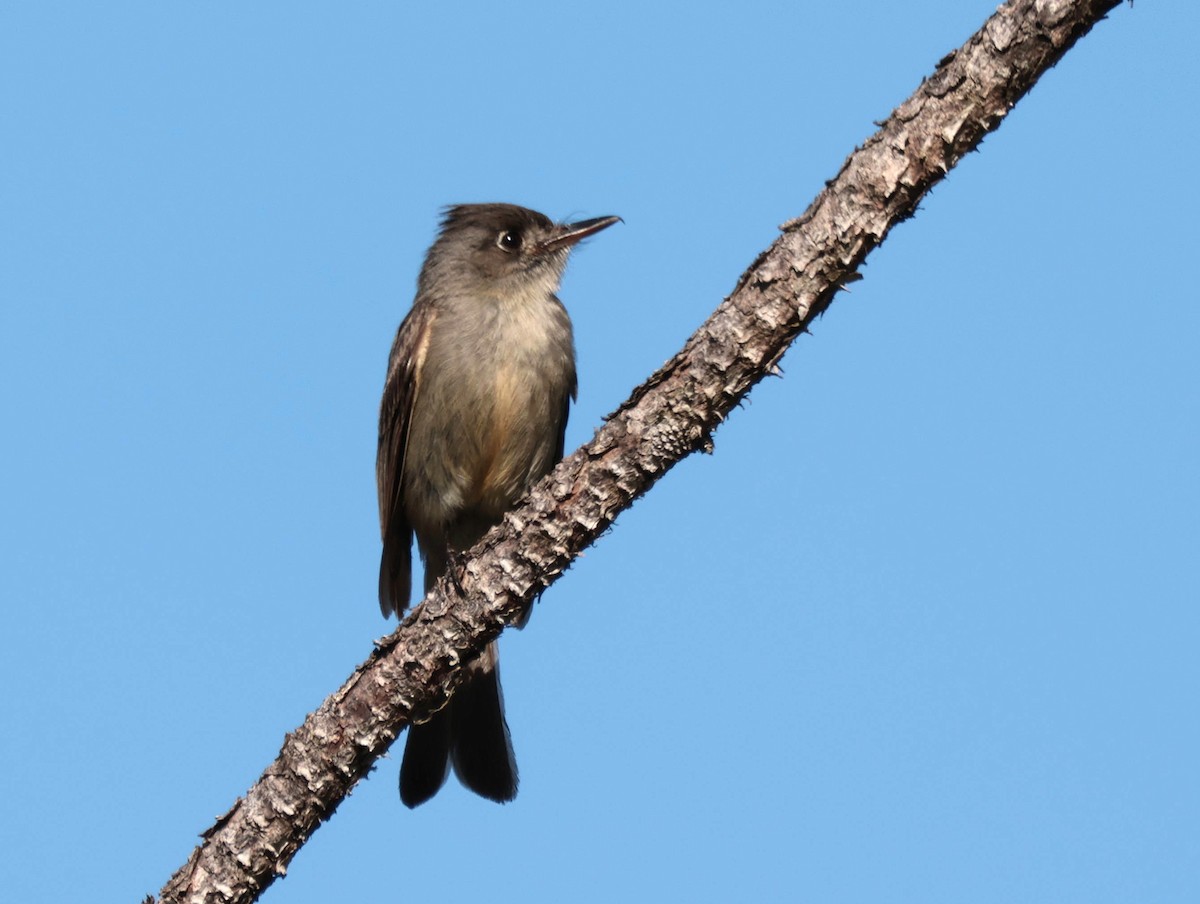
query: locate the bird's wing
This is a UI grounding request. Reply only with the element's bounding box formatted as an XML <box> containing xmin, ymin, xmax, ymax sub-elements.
<box><xmin>554</xmin><ymin>369</ymin><xmax>577</xmax><ymax>462</ymax></box>
<box><xmin>376</xmin><ymin>302</ymin><xmax>436</xmax><ymax>618</ymax></box>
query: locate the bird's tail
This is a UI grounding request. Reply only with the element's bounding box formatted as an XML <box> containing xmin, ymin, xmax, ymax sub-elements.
<box><xmin>399</xmin><ymin>642</ymin><xmax>518</xmax><ymax>807</ymax></box>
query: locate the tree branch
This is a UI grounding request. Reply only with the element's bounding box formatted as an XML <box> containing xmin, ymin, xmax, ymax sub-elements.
<box><xmin>155</xmin><ymin>1</ymin><xmax>1125</xmax><ymax>901</ymax></box>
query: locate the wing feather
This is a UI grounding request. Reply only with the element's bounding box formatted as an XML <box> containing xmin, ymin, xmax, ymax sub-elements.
<box><xmin>376</xmin><ymin>303</ymin><xmax>436</xmax><ymax>617</ymax></box>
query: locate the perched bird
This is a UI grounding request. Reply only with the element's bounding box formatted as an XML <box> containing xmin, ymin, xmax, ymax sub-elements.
<box><xmin>377</xmin><ymin>203</ymin><xmax>620</xmax><ymax>807</ymax></box>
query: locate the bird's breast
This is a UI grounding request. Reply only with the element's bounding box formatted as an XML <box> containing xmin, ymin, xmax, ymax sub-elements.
<box><xmin>404</xmin><ymin>293</ymin><xmax>575</xmax><ymax>538</ymax></box>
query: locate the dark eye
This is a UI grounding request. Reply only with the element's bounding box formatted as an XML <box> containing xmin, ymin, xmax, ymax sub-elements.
<box><xmin>497</xmin><ymin>229</ymin><xmax>522</xmax><ymax>252</ymax></box>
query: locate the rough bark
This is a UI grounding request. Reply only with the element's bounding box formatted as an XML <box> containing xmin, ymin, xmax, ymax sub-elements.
<box><xmin>155</xmin><ymin>1</ymin><xmax>1126</xmax><ymax>901</ymax></box>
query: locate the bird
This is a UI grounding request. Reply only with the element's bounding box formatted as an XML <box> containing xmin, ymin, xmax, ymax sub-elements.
<box><xmin>376</xmin><ymin>203</ymin><xmax>620</xmax><ymax>807</ymax></box>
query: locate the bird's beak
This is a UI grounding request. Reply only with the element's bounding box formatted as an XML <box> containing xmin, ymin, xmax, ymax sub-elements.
<box><xmin>538</xmin><ymin>215</ymin><xmax>622</xmax><ymax>253</ymax></box>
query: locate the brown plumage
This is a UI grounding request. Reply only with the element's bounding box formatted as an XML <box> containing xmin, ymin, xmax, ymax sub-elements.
<box><xmin>377</xmin><ymin>203</ymin><xmax>619</xmax><ymax>807</ymax></box>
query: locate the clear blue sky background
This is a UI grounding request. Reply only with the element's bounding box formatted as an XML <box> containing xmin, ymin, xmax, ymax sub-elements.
<box><xmin>2</xmin><ymin>3</ymin><xmax>1196</xmax><ymax>902</ymax></box>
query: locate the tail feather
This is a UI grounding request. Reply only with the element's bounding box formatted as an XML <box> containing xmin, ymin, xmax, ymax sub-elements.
<box><xmin>450</xmin><ymin>645</ymin><xmax>518</xmax><ymax>803</ymax></box>
<box><xmin>399</xmin><ymin>712</ymin><xmax>452</xmax><ymax>808</ymax></box>
<box><xmin>398</xmin><ymin>642</ymin><xmax>518</xmax><ymax>806</ymax></box>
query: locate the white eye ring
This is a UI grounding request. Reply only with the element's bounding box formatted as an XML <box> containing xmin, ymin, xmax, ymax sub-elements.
<box><xmin>497</xmin><ymin>230</ymin><xmax>521</xmax><ymax>252</ymax></box>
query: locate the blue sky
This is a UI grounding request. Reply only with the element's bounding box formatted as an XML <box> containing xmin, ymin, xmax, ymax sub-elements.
<box><xmin>2</xmin><ymin>3</ymin><xmax>1197</xmax><ymax>902</ymax></box>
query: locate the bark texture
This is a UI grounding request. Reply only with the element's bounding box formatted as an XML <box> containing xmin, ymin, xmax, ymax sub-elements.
<box><xmin>155</xmin><ymin>1</ymin><xmax>1125</xmax><ymax>901</ymax></box>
